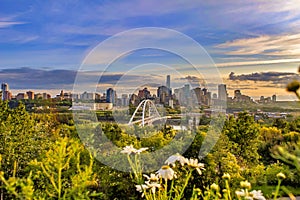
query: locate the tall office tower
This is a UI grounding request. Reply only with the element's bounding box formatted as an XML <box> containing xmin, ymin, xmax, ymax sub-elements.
<box><xmin>272</xmin><ymin>94</ymin><xmax>277</xmax><ymax>102</ymax></box>
<box><xmin>183</xmin><ymin>84</ymin><xmax>190</xmax><ymax>97</ymax></box>
<box><xmin>1</xmin><ymin>83</ymin><xmax>11</xmax><ymax>101</ymax></box>
<box><xmin>81</xmin><ymin>92</ymin><xmax>95</xmax><ymax>100</ymax></box>
<box><xmin>202</xmin><ymin>88</ymin><xmax>207</xmax><ymax>95</ymax></box>
<box><xmin>207</xmin><ymin>92</ymin><xmax>212</xmax><ymax>106</ymax></box>
<box><xmin>193</xmin><ymin>87</ymin><xmax>203</xmax><ymax>105</ymax></box>
<box><xmin>166</xmin><ymin>75</ymin><xmax>170</xmax><ymax>89</ymax></box>
<box><xmin>27</xmin><ymin>91</ymin><xmax>35</xmax><ymax>100</ymax></box>
<box><xmin>218</xmin><ymin>84</ymin><xmax>228</xmax><ymax>101</ymax></box>
<box><xmin>1</xmin><ymin>83</ymin><xmax>8</xmax><ymax>92</ymax></box>
<box><xmin>106</xmin><ymin>88</ymin><xmax>117</xmax><ymax>105</ymax></box>
<box><xmin>121</xmin><ymin>94</ymin><xmax>129</xmax><ymax>106</ymax></box>
<box><xmin>157</xmin><ymin>85</ymin><xmax>171</xmax><ymax>104</ymax></box>
<box><xmin>138</xmin><ymin>87</ymin><xmax>151</xmax><ymax>99</ymax></box>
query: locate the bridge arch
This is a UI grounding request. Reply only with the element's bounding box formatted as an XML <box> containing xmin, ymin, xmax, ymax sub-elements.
<box><xmin>128</xmin><ymin>99</ymin><xmax>161</xmax><ymax>126</ymax></box>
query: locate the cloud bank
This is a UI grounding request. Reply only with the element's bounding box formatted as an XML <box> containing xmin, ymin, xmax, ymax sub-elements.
<box><xmin>228</xmin><ymin>71</ymin><xmax>300</xmax><ymax>86</ymax></box>
<box><xmin>0</xmin><ymin>67</ymin><xmax>122</xmax><ymax>90</ymax></box>
<box><xmin>217</xmin><ymin>33</ymin><xmax>300</xmax><ymax>58</ymax></box>
<box><xmin>0</xmin><ymin>67</ymin><xmax>163</xmax><ymax>91</ymax></box>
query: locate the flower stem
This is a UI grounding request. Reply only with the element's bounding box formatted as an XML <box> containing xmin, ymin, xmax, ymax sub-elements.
<box><xmin>127</xmin><ymin>154</ymin><xmax>139</xmax><ymax>183</ymax></box>
<box><xmin>294</xmin><ymin>91</ymin><xmax>300</xmax><ymax>100</ymax></box>
<box><xmin>164</xmin><ymin>180</ymin><xmax>168</xmax><ymax>199</ymax></box>
<box><xmin>274</xmin><ymin>179</ymin><xmax>282</xmax><ymax>200</ymax></box>
<box><xmin>225</xmin><ymin>180</ymin><xmax>232</xmax><ymax>200</ymax></box>
<box><xmin>177</xmin><ymin>170</ymin><xmax>193</xmax><ymax>199</ymax></box>
<box><xmin>168</xmin><ymin>179</ymin><xmax>174</xmax><ymax>200</ymax></box>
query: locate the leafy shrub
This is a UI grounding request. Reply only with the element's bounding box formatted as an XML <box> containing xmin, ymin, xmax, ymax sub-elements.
<box><xmin>264</xmin><ymin>163</ymin><xmax>292</xmax><ymax>185</ymax></box>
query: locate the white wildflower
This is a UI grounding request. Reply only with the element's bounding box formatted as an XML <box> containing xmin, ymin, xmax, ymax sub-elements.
<box><xmin>165</xmin><ymin>153</ymin><xmax>187</xmax><ymax>166</ymax></box>
<box><xmin>121</xmin><ymin>145</ymin><xmax>148</xmax><ymax>155</ymax></box>
<box><xmin>143</xmin><ymin>173</ymin><xmax>159</xmax><ymax>182</ymax></box>
<box><xmin>186</xmin><ymin>158</ymin><xmax>205</xmax><ymax>175</ymax></box>
<box><xmin>235</xmin><ymin>189</ymin><xmax>246</xmax><ymax>198</ymax></box>
<box><xmin>121</xmin><ymin>145</ymin><xmax>137</xmax><ymax>155</ymax></box>
<box><xmin>135</xmin><ymin>147</ymin><xmax>149</xmax><ymax>154</ymax></box>
<box><xmin>136</xmin><ymin>184</ymin><xmax>148</xmax><ymax>197</ymax></box>
<box><xmin>156</xmin><ymin>165</ymin><xmax>176</xmax><ymax>181</ymax></box>
<box><xmin>250</xmin><ymin>190</ymin><xmax>266</xmax><ymax>200</ymax></box>
<box><xmin>145</xmin><ymin>182</ymin><xmax>161</xmax><ymax>194</ymax></box>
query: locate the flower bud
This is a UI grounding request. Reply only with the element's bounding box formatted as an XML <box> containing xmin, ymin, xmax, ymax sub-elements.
<box><xmin>222</xmin><ymin>173</ymin><xmax>231</xmax><ymax>180</ymax></box>
<box><xmin>211</xmin><ymin>183</ymin><xmax>219</xmax><ymax>191</ymax></box>
<box><xmin>276</xmin><ymin>172</ymin><xmax>286</xmax><ymax>180</ymax></box>
<box><xmin>286</xmin><ymin>80</ymin><xmax>300</xmax><ymax>92</ymax></box>
<box><xmin>240</xmin><ymin>180</ymin><xmax>251</xmax><ymax>189</ymax></box>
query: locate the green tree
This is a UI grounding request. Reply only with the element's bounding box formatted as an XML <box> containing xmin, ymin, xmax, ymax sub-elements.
<box><xmin>0</xmin><ymin>138</ymin><xmax>102</xmax><ymax>200</ymax></box>
<box><xmin>287</xmin><ymin>117</ymin><xmax>300</xmax><ymax>133</ymax></box>
<box><xmin>30</xmin><ymin>137</ymin><xmax>102</xmax><ymax>199</ymax></box>
<box><xmin>272</xmin><ymin>118</ymin><xmax>289</xmax><ymax>133</ymax></box>
<box><xmin>223</xmin><ymin>112</ymin><xmax>260</xmax><ymax>166</ymax></box>
<box><xmin>0</xmin><ymin>102</ymin><xmax>51</xmax><ymax>178</ymax></box>
<box><xmin>258</xmin><ymin>127</ymin><xmax>283</xmax><ymax>164</ymax></box>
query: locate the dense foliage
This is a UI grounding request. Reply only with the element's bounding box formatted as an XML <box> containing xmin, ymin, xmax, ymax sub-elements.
<box><xmin>0</xmin><ymin>100</ymin><xmax>300</xmax><ymax>199</ymax></box>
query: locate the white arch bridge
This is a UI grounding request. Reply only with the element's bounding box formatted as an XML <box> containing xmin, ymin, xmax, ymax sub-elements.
<box><xmin>128</xmin><ymin>99</ymin><xmax>170</xmax><ymax>127</ymax></box>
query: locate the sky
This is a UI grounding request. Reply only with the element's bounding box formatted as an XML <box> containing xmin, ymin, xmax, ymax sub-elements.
<box><xmin>1</xmin><ymin>0</ymin><xmax>300</xmax><ymax>100</ymax></box>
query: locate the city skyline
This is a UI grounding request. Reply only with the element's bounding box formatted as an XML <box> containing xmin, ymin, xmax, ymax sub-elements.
<box><xmin>1</xmin><ymin>77</ymin><xmax>279</xmax><ymax>104</ymax></box>
<box><xmin>1</xmin><ymin>1</ymin><xmax>300</xmax><ymax>101</ymax></box>
<box><xmin>1</xmin><ymin>68</ymin><xmax>299</xmax><ymax>101</ymax></box>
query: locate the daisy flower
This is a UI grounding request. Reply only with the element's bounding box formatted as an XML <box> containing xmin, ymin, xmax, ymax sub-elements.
<box><xmin>235</xmin><ymin>189</ymin><xmax>246</xmax><ymax>198</ymax></box>
<box><xmin>250</xmin><ymin>190</ymin><xmax>266</xmax><ymax>200</ymax></box>
<box><xmin>135</xmin><ymin>147</ymin><xmax>149</xmax><ymax>154</ymax></box>
<box><xmin>121</xmin><ymin>145</ymin><xmax>137</xmax><ymax>155</ymax></box>
<box><xmin>186</xmin><ymin>158</ymin><xmax>205</xmax><ymax>175</ymax></box>
<box><xmin>143</xmin><ymin>173</ymin><xmax>159</xmax><ymax>182</ymax></box>
<box><xmin>156</xmin><ymin>165</ymin><xmax>176</xmax><ymax>181</ymax></box>
<box><xmin>145</xmin><ymin>182</ymin><xmax>161</xmax><ymax>194</ymax></box>
<box><xmin>135</xmin><ymin>184</ymin><xmax>148</xmax><ymax>197</ymax></box>
<box><xmin>165</xmin><ymin>153</ymin><xmax>187</xmax><ymax>166</ymax></box>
